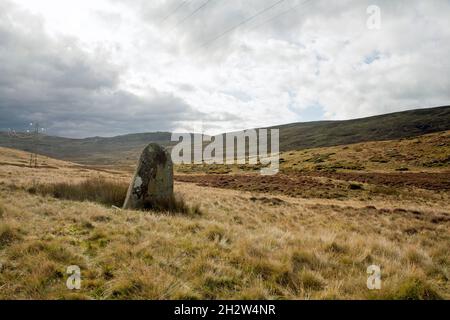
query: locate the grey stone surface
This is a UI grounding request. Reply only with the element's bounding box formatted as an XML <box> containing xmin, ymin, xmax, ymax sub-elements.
<box><xmin>123</xmin><ymin>143</ymin><xmax>173</xmax><ymax>210</ymax></box>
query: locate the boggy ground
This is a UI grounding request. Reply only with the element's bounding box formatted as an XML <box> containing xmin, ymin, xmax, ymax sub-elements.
<box><xmin>175</xmin><ymin>171</ymin><xmax>450</xmax><ymax>200</ymax></box>
<box><xmin>0</xmin><ymin>146</ymin><xmax>449</xmax><ymax>299</ymax></box>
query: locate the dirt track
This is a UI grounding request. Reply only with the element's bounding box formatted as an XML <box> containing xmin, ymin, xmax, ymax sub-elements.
<box><xmin>175</xmin><ymin>172</ymin><xmax>450</xmax><ymax>198</ymax></box>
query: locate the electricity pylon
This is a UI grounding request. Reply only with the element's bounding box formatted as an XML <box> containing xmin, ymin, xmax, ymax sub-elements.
<box><xmin>29</xmin><ymin>122</ymin><xmax>40</xmax><ymax>168</ymax></box>
<box><xmin>8</xmin><ymin>122</ymin><xmax>46</xmax><ymax>168</ymax></box>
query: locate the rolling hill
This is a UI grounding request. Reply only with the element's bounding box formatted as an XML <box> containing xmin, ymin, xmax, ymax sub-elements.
<box><xmin>274</xmin><ymin>105</ymin><xmax>450</xmax><ymax>151</ymax></box>
<box><xmin>0</xmin><ymin>105</ymin><xmax>449</xmax><ymax>166</ymax></box>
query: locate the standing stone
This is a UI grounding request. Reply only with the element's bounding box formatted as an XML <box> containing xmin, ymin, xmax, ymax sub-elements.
<box><xmin>123</xmin><ymin>143</ymin><xmax>173</xmax><ymax>210</ymax></box>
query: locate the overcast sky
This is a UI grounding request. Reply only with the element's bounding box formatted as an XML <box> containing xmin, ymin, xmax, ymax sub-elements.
<box><xmin>0</xmin><ymin>0</ymin><xmax>449</xmax><ymax>138</ymax></box>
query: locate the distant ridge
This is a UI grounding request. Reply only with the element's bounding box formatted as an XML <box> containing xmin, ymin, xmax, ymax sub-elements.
<box><xmin>273</xmin><ymin>105</ymin><xmax>450</xmax><ymax>151</ymax></box>
<box><xmin>0</xmin><ymin>105</ymin><xmax>449</xmax><ymax>165</ymax></box>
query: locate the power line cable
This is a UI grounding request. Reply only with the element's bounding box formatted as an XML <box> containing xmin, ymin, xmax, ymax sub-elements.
<box><xmin>160</xmin><ymin>1</ymin><xmax>190</xmax><ymax>23</ymax></box>
<box><xmin>173</xmin><ymin>0</ymin><xmax>214</xmax><ymax>28</ymax></box>
<box><xmin>198</xmin><ymin>0</ymin><xmax>314</xmax><ymax>53</ymax></box>
<box><xmin>246</xmin><ymin>0</ymin><xmax>313</xmax><ymax>33</ymax></box>
<box><xmin>199</xmin><ymin>0</ymin><xmax>286</xmax><ymax>49</ymax></box>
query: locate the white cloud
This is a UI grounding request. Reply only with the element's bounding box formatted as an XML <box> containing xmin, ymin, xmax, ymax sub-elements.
<box><xmin>1</xmin><ymin>0</ymin><xmax>449</xmax><ymax>137</ymax></box>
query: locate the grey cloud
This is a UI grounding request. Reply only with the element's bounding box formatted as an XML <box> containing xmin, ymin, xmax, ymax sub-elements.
<box><xmin>0</xmin><ymin>1</ymin><xmax>204</xmax><ymax>138</ymax></box>
<box><xmin>170</xmin><ymin>82</ymin><xmax>197</xmax><ymax>92</ymax></box>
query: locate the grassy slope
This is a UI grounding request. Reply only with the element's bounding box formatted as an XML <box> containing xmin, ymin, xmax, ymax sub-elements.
<box><xmin>0</xmin><ymin>146</ymin><xmax>449</xmax><ymax>299</ymax></box>
<box><xmin>1</xmin><ymin>106</ymin><xmax>449</xmax><ymax>166</ymax></box>
<box><xmin>280</xmin><ymin>130</ymin><xmax>450</xmax><ymax>173</ymax></box>
<box><xmin>175</xmin><ymin>130</ymin><xmax>450</xmax><ymax>175</ymax></box>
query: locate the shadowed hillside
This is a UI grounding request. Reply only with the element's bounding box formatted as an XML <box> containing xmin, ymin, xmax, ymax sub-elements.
<box><xmin>0</xmin><ymin>132</ymin><xmax>174</xmax><ymax>167</ymax></box>
<box><xmin>273</xmin><ymin>105</ymin><xmax>450</xmax><ymax>151</ymax></box>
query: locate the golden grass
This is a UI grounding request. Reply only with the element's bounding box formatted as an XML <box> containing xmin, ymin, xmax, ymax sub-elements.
<box><xmin>280</xmin><ymin>130</ymin><xmax>450</xmax><ymax>173</ymax></box>
<box><xmin>170</xmin><ymin>131</ymin><xmax>450</xmax><ymax>175</ymax></box>
<box><xmin>27</xmin><ymin>178</ymin><xmax>128</xmax><ymax>208</ymax></box>
<box><xmin>23</xmin><ymin>177</ymin><xmax>202</xmax><ymax>217</ymax></box>
<box><xmin>0</xmin><ymin>144</ymin><xmax>448</xmax><ymax>300</ymax></box>
<box><xmin>0</xmin><ymin>179</ymin><xmax>448</xmax><ymax>299</ymax></box>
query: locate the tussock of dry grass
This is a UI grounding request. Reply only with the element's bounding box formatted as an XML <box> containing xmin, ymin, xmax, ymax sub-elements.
<box><xmin>27</xmin><ymin>177</ymin><xmax>128</xmax><ymax>207</ymax></box>
<box><xmin>0</xmin><ymin>223</ymin><xmax>20</xmax><ymax>248</ymax></box>
<box><xmin>143</xmin><ymin>195</ymin><xmax>202</xmax><ymax>216</ymax></box>
<box><xmin>388</xmin><ymin>277</ymin><xmax>443</xmax><ymax>300</ymax></box>
<box><xmin>24</xmin><ymin>178</ymin><xmax>201</xmax><ymax>216</ymax></box>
